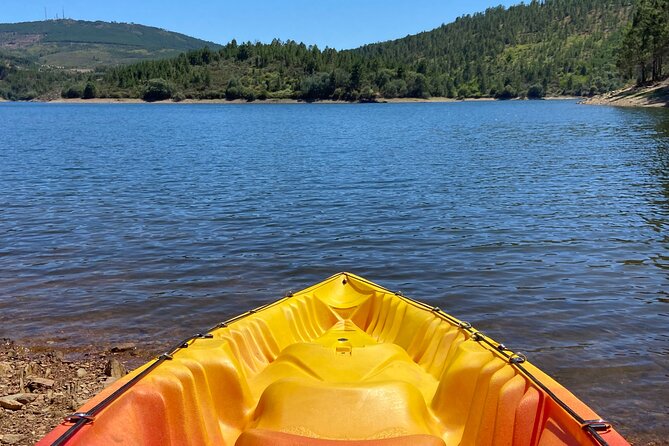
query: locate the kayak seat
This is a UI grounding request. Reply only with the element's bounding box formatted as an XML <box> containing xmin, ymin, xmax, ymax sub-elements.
<box><xmin>235</xmin><ymin>429</ymin><xmax>446</xmax><ymax>446</ymax></box>
<box><xmin>250</xmin><ymin>379</ymin><xmax>439</xmax><ymax>440</ymax></box>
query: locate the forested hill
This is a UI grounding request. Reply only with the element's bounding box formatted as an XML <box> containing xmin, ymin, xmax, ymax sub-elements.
<box><xmin>1</xmin><ymin>0</ymin><xmax>637</xmax><ymax>101</ymax></box>
<box><xmin>353</xmin><ymin>0</ymin><xmax>634</xmax><ymax>98</ymax></box>
<box><xmin>0</xmin><ymin>20</ymin><xmax>220</xmax><ymax>68</ymax></box>
<box><xmin>91</xmin><ymin>0</ymin><xmax>635</xmax><ymax>102</ymax></box>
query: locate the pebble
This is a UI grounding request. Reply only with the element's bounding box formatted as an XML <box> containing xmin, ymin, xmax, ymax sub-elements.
<box><xmin>27</xmin><ymin>377</ymin><xmax>55</xmax><ymax>391</ymax></box>
<box><xmin>104</xmin><ymin>359</ymin><xmax>126</xmax><ymax>378</ymax></box>
<box><xmin>24</xmin><ymin>363</ymin><xmax>42</xmax><ymax>377</ymax></box>
<box><xmin>110</xmin><ymin>343</ymin><xmax>136</xmax><ymax>353</ymax></box>
<box><xmin>0</xmin><ymin>433</ymin><xmax>23</xmax><ymax>445</ymax></box>
<box><xmin>0</xmin><ymin>363</ymin><xmax>12</xmax><ymax>378</ymax></box>
<box><xmin>76</xmin><ymin>368</ymin><xmax>87</xmax><ymax>378</ymax></box>
<box><xmin>8</xmin><ymin>393</ymin><xmax>36</xmax><ymax>405</ymax></box>
<box><xmin>0</xmin><ymin>397</ymin><xmax>23</xmax><ymax>411</ymax></box>
<box><xmin>103</xmin><ymin>376</ymin><xmax>118</xmax><ymax>387</ymax></box>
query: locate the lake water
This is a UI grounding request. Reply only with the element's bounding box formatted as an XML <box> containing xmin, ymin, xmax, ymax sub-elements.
<box><xmin>0</xmin><ymin>100</ymin><xmax>667</xmax><ymax>442</ymax></box>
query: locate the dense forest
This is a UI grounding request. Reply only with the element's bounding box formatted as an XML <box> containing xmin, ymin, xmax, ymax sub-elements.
<box><xmin>619</xmin><ymin>0</ymin><xmax>669</xmax><ymax>83</ymax></box>
<box><xmin>0</xmin><ymin>0</ymin><xmax>651</xmax><ymax>102</ymax></box>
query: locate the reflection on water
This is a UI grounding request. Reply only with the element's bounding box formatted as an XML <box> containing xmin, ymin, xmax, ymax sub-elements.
<box><xmin>0</xmin><ymin>101</ymin><xmax>667</xmax><ymax>442</ymax></box>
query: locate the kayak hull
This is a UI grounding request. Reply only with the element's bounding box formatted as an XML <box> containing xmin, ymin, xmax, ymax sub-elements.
<box><xmin>38</xmin><ymin>273</ymin><xmax>629</xmax><ymax>446</ymax></box>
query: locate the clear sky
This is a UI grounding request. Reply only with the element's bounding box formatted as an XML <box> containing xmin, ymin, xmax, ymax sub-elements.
<box><xmin>3</xmin><ymin>1</ymin><xmax>521</xmax><ymax>49</ymax></box>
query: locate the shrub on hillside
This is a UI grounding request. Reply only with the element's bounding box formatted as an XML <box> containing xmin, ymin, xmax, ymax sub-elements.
<box><xmin>527</xmin><ymin>84</ymin><xmax>545</xmax><ymax>99</ymax></box>
<box><xmin>142</xmin><ymin>78</ymin><xmax>172</xmax><ymax>102</ymax></box>
<box><xmin>83</xmin><ymin>82</ymin><xmax>97</xmax><ymax>99</ymax></box>
<box><xmin>62</xmin><ymin>85</ymin><xmax>83</xmax><ymax>99</ymax></box>
<box><xmin>495</xmin><ymin>84</ymin><xmax>518</xmax><ymax>100</ymax></box>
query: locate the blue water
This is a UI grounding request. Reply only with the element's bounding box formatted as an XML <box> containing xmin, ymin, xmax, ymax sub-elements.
<box><xmin>0</xmin><ymin>100</ymin><xmax>667</xmax><ymax>441</ymax></box>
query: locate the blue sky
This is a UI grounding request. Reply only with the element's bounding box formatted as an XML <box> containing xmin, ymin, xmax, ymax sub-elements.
<box><xmin>4</xmin><ymin>1</ymin><xmax>521</xmax><ymax>49</ymax></box>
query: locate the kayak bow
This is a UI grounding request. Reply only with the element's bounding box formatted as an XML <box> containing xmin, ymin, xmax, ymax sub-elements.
<box><xmin>38</xmin><ymin>272</ymin><xmax>629</xmax><ymax>446</ymax></box>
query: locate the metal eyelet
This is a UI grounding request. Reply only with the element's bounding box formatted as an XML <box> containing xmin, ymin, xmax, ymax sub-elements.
<box><xmin>509</xmin><ymin>353</ymin><xmax>527</xmax><ymax>364</ymax></box>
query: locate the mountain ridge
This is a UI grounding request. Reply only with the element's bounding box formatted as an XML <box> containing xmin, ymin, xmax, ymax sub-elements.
<box><xmin>0</xmin><ymin>19</ymin><xmax>220</xmax><ymax>68</ymax></box>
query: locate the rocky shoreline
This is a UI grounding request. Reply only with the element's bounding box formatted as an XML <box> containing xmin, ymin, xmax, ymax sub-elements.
<box><xmin>0</xmin><ymin>339</ymin><xmax>154</xmax><ymax>446</ymax></box>
<box><xmin>582</xmin><ymin>78</ymin><xmax>669</xmax><ymax>107</ymax></box>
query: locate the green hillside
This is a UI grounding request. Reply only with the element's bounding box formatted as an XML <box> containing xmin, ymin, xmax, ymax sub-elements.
<box><xmin>90</xmin><ymin>0</ymin><xmax>635</xmax><ymax>102</ymax></box>
<box><xmin>0</xmin><ymin>0</ymin><xmax>640</xmax><ymax>101</ymax></box>
<box><xmin>353</xmin><ymin>0</ymin><xmax>634</xmax><ymax>98</ymax></box>
<box><xmin>0</xmin><ymin>19</ymin><xmax>220</xmax><ymax>68</ymax></box>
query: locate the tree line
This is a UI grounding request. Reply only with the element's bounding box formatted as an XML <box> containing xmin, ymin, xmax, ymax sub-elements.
<box><xmin>619</xmin><ymin>0</ymin><xmax>669</xmax><ymax>83</ymax></box>
<box><xmin>76</xmin><ymin>0</ymin><xmax>633</xmax><ymax>102</ymax></box>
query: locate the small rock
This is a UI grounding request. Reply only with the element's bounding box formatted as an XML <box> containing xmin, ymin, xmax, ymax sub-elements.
<box><xmin>24</xmin><ymin>362</ymin><xmax>42</xmax><ymax>377</ymax></box>
<box><xmin>0</xmin><ymin>397</ymin><xmax>23</xmax><ymax>411</ymax></box>
<box><xmin>0</xmin><ymin>433</ymin><xmax>23</xmax><ymax>445</ymax></box>
<box><xmin>7</xmin><ymin>393</ymin><xmax>36</xmax><ymax>404</ymax></box>
<box><xmin>0</xmin><ymin>362</ymin><xmax>12</xmax><ymax>377</ymax></box>
<box><xmin>68</xmin><ymin>397</ymin><xmax>79</xmax><ymax>411</ymax></box>
<box><xmin>104</xmin><ymin>358</ymin><xmax>126</xmax><ymax>378</ymax></box>
<box><xmin>76</xmin><ymin>368</ymin><xmax>87</xmax><ymax>378</ymax></box>
<box><xmin>103</xmin><ymin>376</ymin><xmax>118</xmax><ymax>387</ymax></box>
<box><xmin>110</xmin><ymin>343</ymin><xmax>136</xmax><ymax>353</ymax></box>
<box><xmin>26</xmin><ymin>377</ymin><xmax>55</xmax><ymax>391</ymax></box>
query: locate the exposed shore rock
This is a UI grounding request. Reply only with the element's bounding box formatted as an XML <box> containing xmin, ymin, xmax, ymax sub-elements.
<box><xmin>582</xmin><ymin>78</ymin><xmax>669</xmax><ymax>107</ymax></box>
<box><xmin>103</xmin><ymin>358</ymin><xmax>126</xmax><ymax>378</ymax></box>
<box><xmin>0</xmin><ymin>397</ymin><xmax>23</xmax><ymax>411</ymax></box>
<box><xmin>109</xmin><ymin>342</ymin><xmax>136</xmax><ymax>353</ymax></box>
<box><xmin>26</xmin><ymin>377</ymin><xmax>54</xmax><ymax>391</ymax></box>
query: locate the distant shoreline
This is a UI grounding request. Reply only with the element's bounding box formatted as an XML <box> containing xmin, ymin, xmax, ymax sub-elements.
<box><xmin>32</xmin><ymin>96</ymin><xmax>581</xmax><ymax>105</ymax></box>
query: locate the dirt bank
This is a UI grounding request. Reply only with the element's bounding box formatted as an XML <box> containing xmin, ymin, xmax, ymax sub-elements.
<box><xmin>582</xmin><ymin>78</ymin><xmax>669</xmax><ymax>107</ymax></box>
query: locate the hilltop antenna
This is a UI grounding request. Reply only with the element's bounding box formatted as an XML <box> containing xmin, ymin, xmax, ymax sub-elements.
<box><xmin>62</xmin><ymin>7</ymin><xmax>65</xmax><ymax>19</ymax></box>
<box><xmin>44</xmin><ymin>7</ymin><xmax>47</xmax><ymax>21</ymax></box>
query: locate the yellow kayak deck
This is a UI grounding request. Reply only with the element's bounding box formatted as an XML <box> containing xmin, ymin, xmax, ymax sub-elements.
<box><xmin>39</xmin><ymin>273</ymin><xmax>629</xmax><ymax>446</ymax></box>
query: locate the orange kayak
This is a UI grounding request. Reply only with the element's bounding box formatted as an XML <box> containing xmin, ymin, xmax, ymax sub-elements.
<box><xmin>38</xmin><ymin>273</ymin><xmax>629</xmax><ymax>445</ymax></box>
